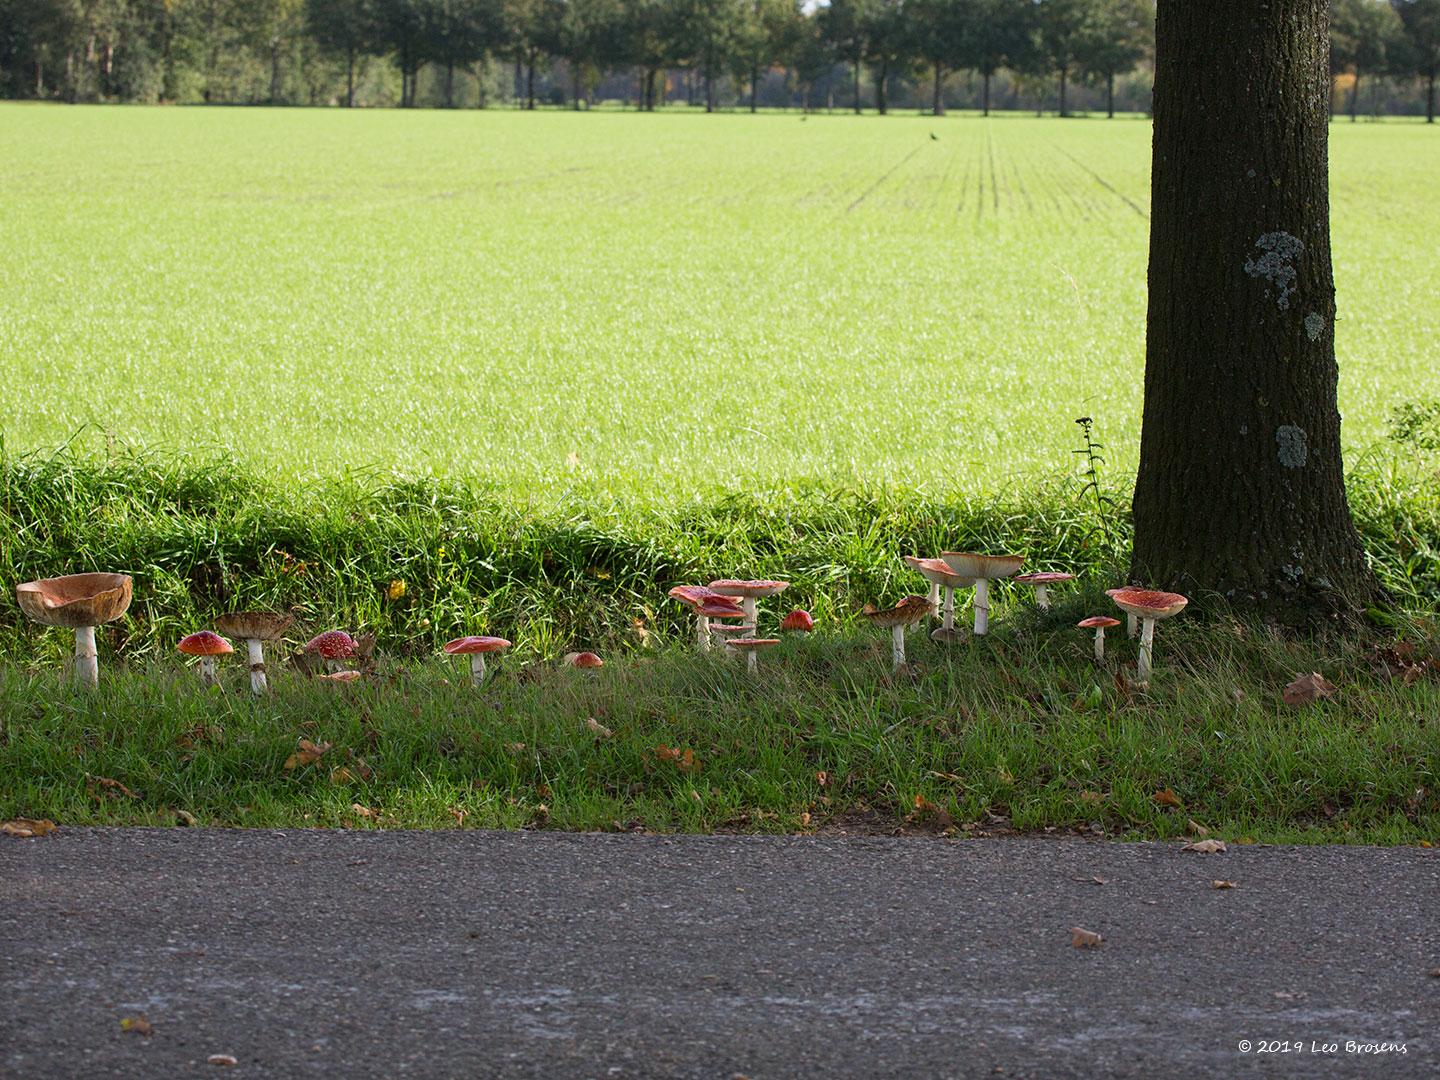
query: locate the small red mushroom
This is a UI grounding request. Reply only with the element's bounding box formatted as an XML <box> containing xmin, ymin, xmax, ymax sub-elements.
<box><xmin>304</xmin><ymin>630</ymin><xmax>359</xmax><ymax>674</ymax></box>
<box><xmin>443</xmin><ymin>636</ymin><xmax>511</xmax><ymax>687</ymax></box>
<box><xmin>563</xmin><ymin>651</ymin><xmax>604</xmax><ymax>671</ymax></box>
<box><xmin>1077</xmin><ymin>616</ymin><xmax>1122</xmax><ymax>662</ymax></box>
<box><xmin>178</xmin><ymin>631</ymin><xmax>233</xmax><ymax>688</ymax></box>
<box><xmin>780</xmin><ymin>609</ymin><xmax>814</xmax><ymax>633</ymax></box>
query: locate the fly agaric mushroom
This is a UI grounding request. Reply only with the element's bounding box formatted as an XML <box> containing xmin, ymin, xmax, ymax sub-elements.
<box><xmin>443</xmin><ymin>636</ymin><xmax>511</xmax><ymax>687</ymax></box>
<box><xmin>563</xmin><ymin>651</ymin><xmax>604</xmax><ymax>671</ymax></box>
<box><xmin>861</xmin><ymin>595</ymin><xmax>932</xmax><ymax>671</ymax></box>
<box><xmin>780</xmin><ymin>609</ymin><xmax>814</xmax><ymax>633</ymax></box>
<box><xmin>1106</xmin><ymin>589</ymin><xmax>1139</xmax><ymax>638</ymax></box>
<box><xmin>1107</xmin><ymin>589</ymin><xmax>1189</xmax><ymax>684</ymax></box>
<box><xmin>725</xmin><ymin>637</ymin><xmax>781</xmax><ymax>674</ymax></box>
<box><xmin>178</xmin><ymin>631</ymin><xmax>233</xmax><ymax>687</ymax></box>
<box><xmin>215</xmin><ymin>611</ymin><xmax>293</xmax><ymax>695</ymax></box>
<box><xmin>318</xmin><ymin>670</ymin><xmax>362</xmax><ymax>684</ymax></box>
<box><xmin>1013</xmin><ymin>572</ymin><xmax>1076</xmax><ymax>612</ymax></box>
<box><xmin>15</xmin><ymin>573</ymin><xmax>133</xmax><ymax>690</ymax></box>
<box><xmin>940</xmin><ymin>553</ymin><xmax>1024</xmax><ymax>636</ymax></box>
<box><xmin>708</xmin><ymin>579</ymin><xmax>789</xmax><ymax>631</ymax></box>
<box><xmin>1077</xmin><ymin>616</ymin><xmax>1122</xmax><ymax>662</ymax></box>
<box><xmin>304</xmin><ymin>629</ymin><xmax>358</xmax><ymax>674</ymax></box>
<box><xmin>669</xmin><ymin>586</ymin><xmax>744</xmax><ymax>652</ymax></box>
<box><xmin>903</xmin><ymin>556</ymin><xmax>974</xmax><ymax>642</ymax></box>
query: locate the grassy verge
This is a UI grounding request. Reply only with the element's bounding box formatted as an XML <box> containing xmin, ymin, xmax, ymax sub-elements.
<box><xmin>2</xmin><ymin>606</ymin><xmax>1437</xmax><ymax>844</ymax></box>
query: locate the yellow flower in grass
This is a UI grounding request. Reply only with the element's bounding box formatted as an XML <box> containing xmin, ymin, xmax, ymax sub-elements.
<box><xmin>386</xmin><ymin>579</ymin><xmax>407</xmax><ymax>601</ymax></box>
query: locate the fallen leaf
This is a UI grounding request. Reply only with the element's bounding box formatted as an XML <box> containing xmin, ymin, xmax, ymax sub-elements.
<box><xmin>120</xmin><ymin>1014</ymin><xmax>154</xmax><ymax>1037</ymax></box>
<box><xmin>816</xmin><ymin>770</ymin><xmax>829</xmax><ymax>787</ymax></box>
<box><xmin>1186</xmin><ymin>819</ymin><xmax>1210</xmax><ymax>837</ymax></box>
<box><xmin>350</xmin><ymin>803</ymin><xmax>379</xmax><ymax>821</ymax></box>
<box><xmin>449</xmin><ymin>807</ymin><xmax>467</xmax><ymax>826</ymax></box>
<box><xmin>283</xmin><ymin>739</ymin><xmax>331</xmax><ymax>771</ymax></box>
<box><xmin>799</xmin><ymin>811</ymin><xmax>812</xmax><ymax>827</ymax></box>
<box><xmin>1212</xmin><ymin>879</ymin><xmax>1237</xmax><ymax>889</ymax></box>
<box><xmin>329</xmin><ymin>767</ymin><xmax>356</xmax><ymax>785</ymax></box>
<box><xmin>1</xmin><ymin>818</ymin><xmax>57</xmax><ymax>838</ymax></box>
<box><xmin>585</xmin><ymin>717</ymin><xmax>614</xmax><ymax>739</ymax></box>
<box><xmin>1078</xmin><ymin>790</ymin><xmax>1105</xmax><ymax>806</ymax></box>
<box><xmin>1070</xmin><ymin>926</ymin><xmax>1104</xmax><ymax>948</ymax></box>
<box><xmin>1182</xmin><ymin>839</ymin><xmax>1228</xmax><ymax>854</ymax></box>
<box><xmin>1282</xmin><ymin>671</ymin><xmax>1336</xmax><ymax>706</ymax></box>
<box><xmin>207</xmin><ymin>1054</ymin><xmax>238</xmax><ymax>1067</ymax></box>
<box><xmin>505</xmin><ymin>742</ymin><xmax>526</xmax><ymax>753</ymax></box>
<box><xmin>1153</xmin><ymin>788</ymin><xmax>1183</xmax><ymax>809</ymax></box>
<box><xmin>175</xmin><ymin>809</ymin><xmax>198</xmax><ymax>827</ymax></box>
<box><xmin>87</xmin><ymin>775</ymin><xmax>139</xmax><ymax>800</ymax></box>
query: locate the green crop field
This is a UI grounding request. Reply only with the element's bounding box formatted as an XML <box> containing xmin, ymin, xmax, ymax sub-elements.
<box><xmin>2</xmin><ymin>105</ymin><xmax>1436</xmax><ymax>500</ymax></box>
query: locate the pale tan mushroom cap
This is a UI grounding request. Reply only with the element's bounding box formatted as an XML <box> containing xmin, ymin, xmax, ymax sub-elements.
<box><xmin>940</xmin><ymin>553</ymin><xmax>1025</xmax><ymax>580</ymax></box>
<box><xmin>16</xmin><ymin>573</ymin><xmax>133</xmax><ymax>628</ymax></box>
<box><xmin>1106</xmin><ymin>588</ymin><xmax>1189</xmax><ymax>620</ymax></box>
<box><xmin>1015</xmin><ymin>572</ymin><xmax>1076</xmax><ymax>586</ymax></box>
<box><xmin>1077</xmin><ymin>616</ymin><xmax>1122</xmax><ymax>630</ymax></box>
<box><xmin>709</xmin><ymin>623</ymin><xmax>757</xmax><ymax>636</ymax></box>
<box><xmin>708</xmin><ymin>579</ymin><xmax>789</xmax><ymax>599</ymax></box>
<box><xmin>903</xmin><ymin>556</ymin><xmax>976</xmax><ymax>589</ymax></box>
<box><xmin>862</xmin><ymin>596</ymin><xmax>933</xmax><ymax>628</ymax></box>
<box><xmin>216</xmin><ymin>611</ymin><xmax>294</xmax><ymax>641</ymax></box>
<box><xmin>443</xmin><ymin>636</ymin><xmax>512</xmax><ymax>655</ymax></box>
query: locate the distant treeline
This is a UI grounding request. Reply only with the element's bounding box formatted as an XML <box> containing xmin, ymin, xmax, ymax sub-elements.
<box><xmin>1</xmin><ymin>0</ymin><xmax>1437</xmax><ymax>119</ymax></box>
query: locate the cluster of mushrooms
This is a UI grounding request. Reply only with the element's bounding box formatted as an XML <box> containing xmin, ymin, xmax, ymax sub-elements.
<box><xmin>15</xmin><ymin>562</ymin><xmax>1188</xmax><ymax>692</ymax></box>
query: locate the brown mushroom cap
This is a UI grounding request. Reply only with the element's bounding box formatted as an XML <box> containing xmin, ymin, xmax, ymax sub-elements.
<box><xmin>903</xmin><ymin>556</ymin><xmax>976</xmax><ymax>589</ymax></box>
<box><xmin>1077</xmin><ymin>616</ymin><xmax>1122</xmax><ymax>630</ymax></box>
<box><xmin>215</xmin><ymin>611</ymin><xmax>293</xmax><ymax>641</ymax></box>
<box><xmin>1014</xmin><ymin>572</ymin><xmax>1077</xmax><ymax>586</ymax></box>
<box><xmin>564</xmin><ymin>651</ymin><xmax>604</xmax><ymax>669</ymax></box>
<box><xmin>178</xmin><ymin>631</ymin><xmax>234</xmax><ymax>657</ymax></box>
<box><xmin>862</xmin><ymin>596</ymin><xmax>933</xmax><ymax>629</ymax></box>
<box><xmin>16</xmin><ymin>573</ymin><xmax>133</xmax><ymax>628</ymax></box>
<box><xmin>305</xmin><ymin>630</ymin><xmax>358</xmax><ymax>659</ymax></box>
<box><xmin>725</xmin><ymin>638</ymin><xmax>782</xmax><ymax>650</ymax></box>
<box><xmin>443</xmin><ymin>635</ymin><xmax>512</xmax><ymax>655</ymax></box>
<box><xmin>708</xmin><ymin>579</ymin><xmax>789</xmax><ymax>599</ymax></box>
<box><xmin>1107</xmin><ymin>588</ymin><xmax>1189</xmax><ymax>621</ymax></box>
<box><xmin>940</xmin><ymin>553</ymin><xmax>1025</xmax><ymax>580</ymax></box>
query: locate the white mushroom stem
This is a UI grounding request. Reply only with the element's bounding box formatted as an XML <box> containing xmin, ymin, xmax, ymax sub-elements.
<box><xmin>926</xmin><ymin>582</ymin><xmax>940</xmax><ymax>613</ymax></box>
<box><xmin>199</xmin><ymin>656</ymin><xmax>218</xmax><ymax>687</ymax></box>
<box><xmin>891</xmin><ymin>625</ymin><xmax>907</xmax><ymax>671</ymax></box>
<box><xmin>1126</xmin><ymin>613</ymin><xmax>1138</xmax><ymax>638</ymax></box>
<box><xmin>469</xmin><ymin>654</ymin><xmax>487</xmax><ymax>688</ymax></box>
<box><xmin>325</xmin><ymin>658</ymin><xmax>341</xmax><ymax>674</ymax></box>
<box><xmin>1137</xmin><ymin>618</ymin><xmax>1157</xmax><ymax>683</ymax></box>
<box><xmin>74</xmin><ymin>625</ymin><xmax>98</xmax><ymax>689</ymax></box>
<box><xmin>246</xmin><ymin>639</ymin><xmax>268</xmax><ymax>695</ymax></box>
<box><xmin>741</xmin><ymin>597</ymin><xmax>758</xmax><ymax>626</ymax></box>
<box><xmin>942</xmin><ymin>588</ymin><xmax>955</xmax><ymax>633</ymax></box>
<box><xmin>1034</xmin><ymin>585</ymin><xmax>1051</xmax><ymax>611</ymax></box>
<box><xmin>973</xmin><ymin>579</ymin><xmax>991</xmax><ymax>635</ymax></box>
<box><xmin>744</xmin><ymin>648</ymin><xmax>758</xmax><ymax>675</ymax></box>
<box><xmin>697</xmin><ymin>614</ymin><xmax>711</xmax><ymax>652</ymax></box>
<box><xmin>1093</xmin><ymin>627</ymin><xmax>1107</xmax><ymax>662</ymax></box>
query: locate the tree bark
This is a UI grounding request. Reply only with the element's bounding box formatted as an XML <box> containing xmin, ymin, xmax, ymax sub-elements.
<box><xmin>1132</xmin><ymin>0</ymin><xmax>1377</xmax><ymax>621</ymax></box>
<box><xmin>1059</xmin><ymin>65</ymin><xmax>1068</xmax><ymax>117</ymax></box>
<box><xmin>1428</xmin><ymin>70</ymin><xmax>1436</xmax><ymax>123</ymax></box>
<box><xmin>876</xmin><ymin>60</ymin><xmax>888</xmax><ymax>114</ymax></box>
<box><xmin>1107</xmin><ymin>71</ymin><xmax>1115</xmax><ymax>118</ymax></box>
<box><xmin>526</xmin><ymin>54</ymin><xmax>535</xmax><ymax>110</ymax></box>
<box><xmin>1350</xmin><ymin>67</ymin><xmax>1359</xmax><ymax>121</ymax></box>
<box><xmin>933</xmin><ymin>62</ymin><xmax>944</xmax><ymax>115</ymax></box>
<box><xmin>751</xmin><ymin>61</ymin><xmax>759</xmax><ymax>112</ymax></box>
<box><xmin>853</xmin><ymin>61</ymin><xmax>861</xmax><ymax>113</ymax></box>
<box><xmin>982</xmin><ymin>70</ymin><xmax>991</xmax><ymax>116</ymax></box>
<box><xmin>346</xmin><ymin>48</ymin><xmax>355</xmax><ymax>107</ymax></box>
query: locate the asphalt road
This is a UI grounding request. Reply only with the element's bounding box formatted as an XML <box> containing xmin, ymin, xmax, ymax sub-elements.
<box><xmin>2</xmin><ymin>829</ymin><xmax>1436</xmax><ymax>1079</ymax></box>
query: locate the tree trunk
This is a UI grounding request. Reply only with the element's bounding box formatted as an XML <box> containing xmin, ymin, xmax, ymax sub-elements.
<box><xmin>526</xmin><ymin>55</ymin><xmax>535</xmax><ymax>110</ymax></box>
<box><xmin>572</xmin><ymin>66</ymin><xmax>581</xmax><ymax>109</ymax></box>
<box><xmin>876</xmin><ymin>61</ymin><xmax>888</xmax><ymax>114</ymax></box>
<box><xmin>1131</xmin><ymin>0</ymin><xmax>1376</xmax><ymax>621</ymax></box>
<box><xmin>270</xmin><ymin>44</ymin><xmax>281</xmax><ymax>104</ymax></box>
<box><xmin>346</xmin><ymin>48</ymin><xmax>355</xmax><ymax>107</ymax></box>
<box><xmin>982</xmin><ymin>70</ymin><xmax>991</xmax><ymax>116</ymax></box>
<box><xmin>933</xmin><ymin>62</ymin><xmax>944</xmax><ymax>115</ymax></box>
<box><xmin>751</xmin><ymin>61</ymin><xmax>759</xmax><ymax>112</ymax></box>
<box><xmin>705</xmin><ymin>70</ymin><xmax>714</xmax><ymax>112</ymax></box>
<box><xmin>34</xmin><ymin>59</ymin><xmax>43</xmax><ymax>97</ymax></box>
<box><xmin>1059</xmin><ymin>65</ymin><xmax>1068</xmax><ymax>117</ymax></box>
<box><xmin>1427</xmin><ymin>70</ymin><xmax>1436</xmax><ymax>123</ymax></box>
<box><xmin>1350</xmin><ymin>67</ymin><xmax>1359</xmax><ymax>121</ymax></box>
<box><xmin>853</xmin><ymin>61</ymin><xmax>861</xmax><ymax>113</ymax></box>
<box><xmin>1107</xmin><ymin>71</ymin><xmax>1115</xmax><ymax>118</ymax></box>
<box><xmin>446</xmin><ymin>60</ymin><xmax>455</xmax><ymax>108</ymax></box>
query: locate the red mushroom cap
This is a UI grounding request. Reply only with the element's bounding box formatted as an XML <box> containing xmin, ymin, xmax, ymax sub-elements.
<box><xmin>668</xmin><ymin>585</ymin><xmax>719</xmax><ymax>608</ymax></box>
<box><xmin>318</xmin><ymin>670</ymin><xmax>363</xmax><ymax>683</ymax></box>
<box><xmin>1077</xmin><ymin>616</ymin><xmax>1122</xmax><ymax>630</ymax></box>
<box><xmin>725</xmin><ymin>638</ymin><xmax>782</xmax><ymax>649</ymax></box>
<box><xmin>1015</xmin><ymin>572</ymin><xmax>1077</xmax><ymax>586</ymax></box>
<box><xmin>1107</xmin><ymin>588</ymin><xmax>1189</xmax><ymax>620</ymax></box>
<box><xmin>697</xmin><ymin>599</ymin><xmax>746</xmax><ymax>618</ymax></box>
<box><xmin>443</xmin><ymin>636</ymin><xmax>512</xmax><ymax>655</ymax></box>
<box><xmin>178</xmin><ymin>630</ymin><xmax>233</xmax><ymax>657</ymax></box>
<box><xmin>564</xmin><ymin>651</ymin><xmax>604</xmax><ymax>669</ymax></box>
<box><xmin>780</xmin><ymin>609</ymin><xmax>815</xmax><ymax>633</ymax></box>
<box><xmin>304</xmin><ymin>630</ymin><xmax>358</xmax><ymax>660</ymax></box>
<box><xmin>708</xmin><ymin>579</ymin><xmax>789</xmax><ymax>598</ymax></box>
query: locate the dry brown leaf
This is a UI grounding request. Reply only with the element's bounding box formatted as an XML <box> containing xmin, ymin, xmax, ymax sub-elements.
<box><xmin>1070</xmin><ymin>926</ymin><xmax>1104</xmax><ymax>948</ymax></box>
<box><xmin>283</xmin><ymin>738</ymin><xmax>331</xmax><ymax>771</ymax></box>
<box><xmin>1212</xmin><ymin>879</ymin><xmax>1238</xmax><ymax>889</ymax></box>
<box><xmin>329</xmin><ymin>767</ymin><xmax>356</xmax><ymax>785</ymax></box>
<box><xmin>1183</xmin><ymin>839</ymin><xmax>1228</xmax><ymax>854</ymax></box>
<box><xmin>1186</xmin><ymin>819</ymin><xmax>1210</xmax><ymax>837</ymax></box>
<box><xmin>449</xmin><ymin>807</ymin><xmax>467</xmax><ymax>826</ymax></box>
<box><xmin>585</xmin><ymin>717</ymin><xmax>614</xmax><ymax>739</ymax></box>
<box><xmin>207</xmin><ymin>1054</ymin><xmax>239</xmax><ymax>1067</ymax></box>
<box><xmin>120</xmin><ymin>1014</ymin><xmax>154</xmax><ymax>1037</ymax></box>
<box><xmin>175</xmin><ymin>809</ymin><xmax>198</xmax><ymax>827</ymax></box>
<box><xmin>1078</xmin><ymin>790</ymin><xmax>1105</xmax><ymax>806</ymax></box>
<box><xmin>1153</xmin><ymin>788</ymin><xmax>1183</xmax><ymax>809</ymax></box>
<box><xmin>87</xmin><ymin>775</ymin><xmax>138</xmax><ymax>800</ymax></box>
<box><xmin>1282</xmin><ymin>671</ymin><xmax>1336</xmax><ymax>706</ymax></box>
<box><xmin>816</xmin><ymin>770</ymin><xmax>830</xmax><ymax>787</ymax></box>
<box><xmin>1</xmin><ymin>818</ymin><xmax>57</xmax><ymax>838</ymax></box>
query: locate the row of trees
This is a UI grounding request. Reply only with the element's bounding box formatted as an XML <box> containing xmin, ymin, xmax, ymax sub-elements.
<box><xmin>1</xmin><ymin>0</ymin><xmax>1437</xmax><ymax>121</ymax></box>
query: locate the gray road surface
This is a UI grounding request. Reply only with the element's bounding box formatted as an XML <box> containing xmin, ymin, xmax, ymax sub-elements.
<box><xmin>3</xmin><ymin>829</ymin><xmax>1437</xmax><ymax>1079</ymax></box>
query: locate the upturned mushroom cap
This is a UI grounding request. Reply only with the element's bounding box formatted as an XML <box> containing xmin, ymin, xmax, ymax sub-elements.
<box><xmin>1077</xmin><ymin>616</ymin><xmax>1122</xmax><ymax>630</ymax></box>
<box><xmin>903</xmin><ymin>556</ymin><xmax>976</xmax><ymax>589</ymax></box>
<box><xmin>1015</xmin><ymin>572</ymin><xmax>1077</xmax><ymax>586</ymax></box>
<box><xmin>708</xmin><ymin>623</ymin><xmax>757</xmax><ymax>636</ymax></box>
<box><xmin>443</xmin><ymin>635</ymin><xmax>512</xmax><ymax>655</ymax></box>
<box><xmin>1107</xmin><ymin>588</ymin><xmax>1189</xmax><ymax>621</ymax></box>
<box><xmin>317</xmin><ymin>669</ymin><xmax>363</xmax><ymax>683</ymax></box>
<box><xmin>178</xmin><ymin>631</ymin><xmax>234</xmax><ymax>657</ymax></box>
<box><xmin>861</xmin><ymin>595</ymin><xmax>933</xmax><ymax>629</ymax></box>
<box><xmin>668</xmin><ymin>585</ymin><xmax>720</xmax><ymax>608</ymax></box>
<box><xmin>725</xmin><ymin>638</ymin><xmax>782</xmax><ymax>651</ymax></box>
<box><xmin>780</xmin><ymin>609</ymin><xmax>815</xmax><ymax>633</ymax></box>
<box><xmin>708</xmin><ymin>579</ymin><xmax>789</xmax><ymax>599</ymax></box>
<box><xmin>305</xmin><ymin>630</ymin><xmax>358</xmax><ymax>659</ymax></box>
<box><xmin>215</xmin><ymin>611</ymin><xmax>293</xmax><ymax>641</ymax></box>
<box><xmin>939</xmin><ymin>553</ymin><xmax>1025</xmax><ymax>580</ymax></box>
<box><xmin>697</xmin><ymin>598</ymin><xmax>746</xmax><ymax>618</ymax></box>
<box><xmin>563</xmin><ymin>651</ymin><xmax>603</xmax><ymax>669</ymax></box>
<box><xmin>16</xmin><ymin>573</ymin><xmax>133</xmax><ymax>628</ymax></box>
